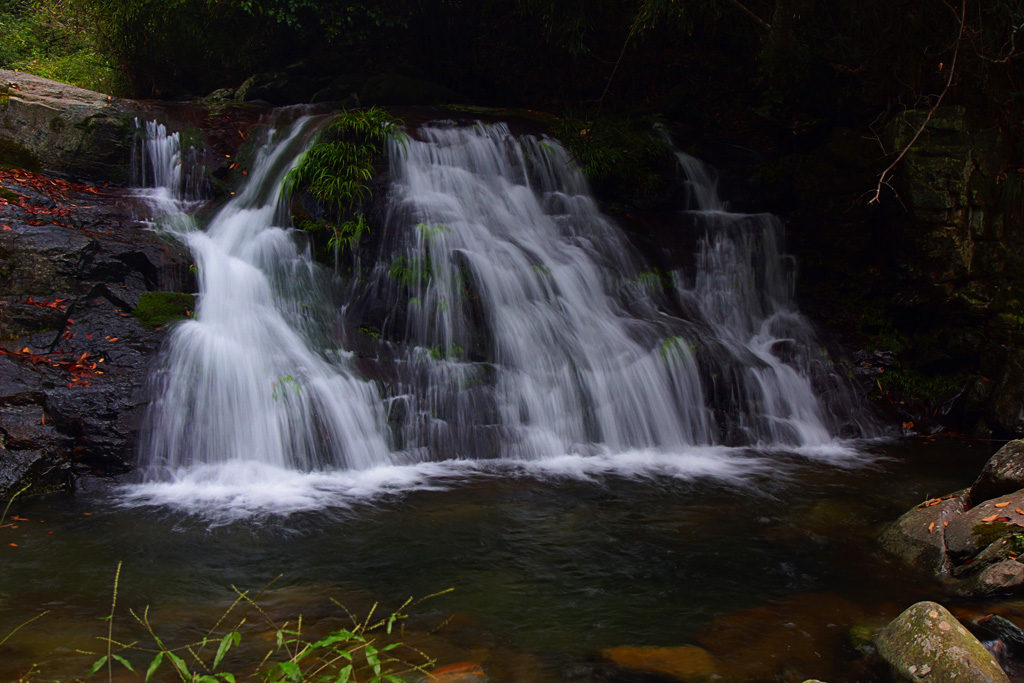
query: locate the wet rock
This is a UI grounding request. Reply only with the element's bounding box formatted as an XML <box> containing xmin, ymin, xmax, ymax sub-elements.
<box><xmin>599</xmin><ymin>645</ymin><xmax>718</xmax><ymax>682</ymax></box>
<box><xmin>873</xmin><ymin>601</ymin><xmax>1008</xmax><ymax>683</ymax></box>
<box><xmin>971</xmin><ymin>440</ymin><xmax>1024</xmax><ymax>504</ymax></box>
<box><xmin>969</xmin><ymin>614</ymin><xmax>1024</xmax><ymax>657</ymax></box>
<box><xmin>0</xmin><ymin>448</ymin><xmax>71</xmax><ymax>498</ymax></box>
<box><xmin>989</xmin><ymin>356</ymin><xmax>1024</xmax><ymax>438</ymax></box>
<box><xmin>0</xmin><ymin>169</ymin><xmax>191</xmax><ymax>494</ymax></box>
<box><xmin>944</xmin><ymin>492</ymin><xmax>1024</xmax><ymax>561</ymax></box>
<box><xmin>879</xmin><ymin>494</ymin><xmax>966</xmax><ymax>580</ymax></box>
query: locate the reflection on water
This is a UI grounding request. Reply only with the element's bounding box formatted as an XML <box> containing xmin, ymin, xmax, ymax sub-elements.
<box><xmin>0</xmin><ymin>439</ymin><xmax>1002</xmax><ymax>682</ymax></box>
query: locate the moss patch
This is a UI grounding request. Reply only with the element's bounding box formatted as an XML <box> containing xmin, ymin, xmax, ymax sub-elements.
<box><xmin>971</xmin><ymin>520</ymin><xmax>1017</xmax><ymax>549</ymax></box>
<box><xmin>132</xmin><ymin>292</ymin><xmax>195</xmax><ymax>328</ymax></box>
<box><xmin>0</xmin><ymin>184</ymin><xmax>22</xmax><ymax>203</ymax></box>
<box><xmin>0</xmin><ymin>138</ymin><xmax>42</xmax><ymax>172</ymax></box>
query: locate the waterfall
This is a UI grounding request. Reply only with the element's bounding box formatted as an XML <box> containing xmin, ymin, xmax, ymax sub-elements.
<box><xmin>135</xmin><ymin>116</ymin><xmax>391</xmax><ymax>480</ymax></box>
<box><xmin>127</xmin><ymin>115</ymin><xmax>874</xmax><ymax>510</ymax></box>
<box><xmin>351</xmin><ymin>122</ymin><xmax>874</xmax><ymax>461</ymax></box>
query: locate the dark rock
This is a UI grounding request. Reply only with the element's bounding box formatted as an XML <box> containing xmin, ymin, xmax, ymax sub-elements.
<box><xmin>970</xmin><ymin>615</ymin><xmax>1024</xmax><ymax>657</ymax></box>
<box><xmin>944</xmin><ymin>491</ymin><xmax>1024</xmax><ymax>561</ymax></box>
<box><xmin>971</xmin><ymin>440</ymin><xmax>1024</xmax><ymax>503</ymax></box>
<box><xmin>873</xmin><ymin>601</ymin><xmax>1008</xmax><ymax>682</ymax></box>
<box><xmin>0</xmin><ymin>164</ymin><xmax>191</xmax><ymax>495</ymax></box>
<box><xmin>0</xmin><ymin>448</ymin><xmax>71</xmax><ymax>499</ymax></box>
<box><xmin>879</xmin><ymin>494</ymin><xmax>966</xmax><ymax>580</ymax></box>
<box><xmin>989</xmin><ymin>357</ymin><xmax>1024</xmax><ymax>438</ymax></box>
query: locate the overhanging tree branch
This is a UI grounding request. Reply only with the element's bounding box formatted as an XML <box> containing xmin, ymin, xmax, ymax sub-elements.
<box><xmin>868</xmin><ymin>0</ymin><xmax>966</xmax><ymax>205</ymax></box>
<box><xmin>723</xmin><ymin>0</ymin><xmax>771</xmax><ymax>31</ymax></box>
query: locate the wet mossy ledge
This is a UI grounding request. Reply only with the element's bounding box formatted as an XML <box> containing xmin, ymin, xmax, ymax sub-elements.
<box><xmin>131</xmin><ymin>292</ymin><xmax>195</xmax><ymax>328</ymax></box>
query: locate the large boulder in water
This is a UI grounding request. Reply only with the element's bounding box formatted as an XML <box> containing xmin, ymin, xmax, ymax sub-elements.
<box><xmin>880</xmin><ymin>442</ymin><xmax>1024</xmax><ymax>596</ymax></box>
<box><xmin>873</xmin><ymin>601</ymin><xmax>1008</xmax><ymax>682</ymax></box>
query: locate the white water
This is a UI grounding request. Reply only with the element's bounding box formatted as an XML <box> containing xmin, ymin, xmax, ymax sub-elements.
<box><xmin>135</xmin><ymin>116</ymin><xmax>391</xmax><ymax>480</ymax></box>
<box><xmin>126</xmin><ymin>117</ymin><xmax>875</xmax><ymax>515</ymax></box>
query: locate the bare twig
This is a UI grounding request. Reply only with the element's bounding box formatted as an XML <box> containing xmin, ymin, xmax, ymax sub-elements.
<box><xmin>598</xmin><ymin>6</ymin><xmax>645</xmax><ymax>113</ymax></box>
<box><xmin>723</xmin><ymin>0</ymin><xmax>771</xmax><ymax>31</ymax></box>
<box><xmin>868</xmin><ymin>0</ymin><xmax>967</xmax><ymax>204</ymax></box>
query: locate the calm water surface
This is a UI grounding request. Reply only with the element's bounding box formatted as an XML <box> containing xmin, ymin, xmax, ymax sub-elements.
<box><xmin>0</xmin><ymin>438</ymin><xmax>1007</xmax><ymax>682</ymax></box>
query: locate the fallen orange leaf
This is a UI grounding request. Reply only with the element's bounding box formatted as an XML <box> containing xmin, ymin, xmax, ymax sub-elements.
<box><xmin>983</xmin><ymin>514</ymin><xmax>999</xmax><ymax>522</ymax></box>
<box><xmin>996</xmin><ymin>502</ymin><xmax>1010</xmax><ymax>508</ymax></box>
<box><xmin>8</xmin><ymin>544</ymin><xmax>16</xmax><ymax>548</ymax></box>
<box><xmin>928</xmin><ymin>522</ymin><xmax>935</xmax><ymax>533</ymax></box>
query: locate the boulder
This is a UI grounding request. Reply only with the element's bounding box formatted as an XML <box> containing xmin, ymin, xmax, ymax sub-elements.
<box><xmin>0</xmin><ymin>69</ymin><xmax>134</xmax><ymax>183</ymax></box>
<box><xmin>878</xmin><ymin>494</ymin><xmax>966</xmax><ymax>580</ymax></box>
<box><xmin>873</xmin><ymin>601</ymin><xmax>1008</xmax><ymax>682</ymax></box>
<box><xmin>971</xmin><ymin>440</ymin><xmax>1024</xmax><ymax>503</ymax></box>
<box><xmin>944</xmin><ymin>490</ymin><xmax>1024</xmax><ymax>561</ymax></box>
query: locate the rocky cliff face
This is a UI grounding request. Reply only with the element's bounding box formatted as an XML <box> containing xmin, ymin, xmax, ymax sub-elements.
<box><xmin>766</xmin><ymin>106</ymin><xmax>1024</xmax><ymax>438</ymax></box>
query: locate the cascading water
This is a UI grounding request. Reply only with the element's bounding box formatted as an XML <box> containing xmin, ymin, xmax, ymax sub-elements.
<box><xmin>353</xmin><ymin>121</ymin><xmax>874</xmax><ymax>461</ymax></box>
<box><xmin>134</xmin><ymin>116</ymin><xmax>391</xmax><ymax>484</ymax></box>
<box><xmin>126</xmin><ymin>115</ymin><xmax>876</xmax><ymax>512</ymax></box>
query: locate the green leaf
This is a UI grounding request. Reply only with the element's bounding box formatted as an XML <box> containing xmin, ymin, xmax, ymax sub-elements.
<box><xmin>88</xmin><ymin>655</ymin><xmax>109</xmax><ymax>677</ymax></box>
<box><xmin>333</xmin><ymin>664</ymin><xmax>353</xmax><ymax>683</ymax></box>
<box><xmin>166</xmin><ymin>650</ymin><xmax>190</xmax><ymax>679</ymax></box>
<box><xmin>144</xmin><ymin>651</ymin><xmax>164</xmax><ymax>682</ymax></box>
<box><xmin>213</xmin><ymin>631</ymin><xmax>240</xmax><ymax>669</ymax></box>
<box><xmin>112</xmin><ymin>654</ymin><xmax>136</xmax><ymax>672</ymax></box>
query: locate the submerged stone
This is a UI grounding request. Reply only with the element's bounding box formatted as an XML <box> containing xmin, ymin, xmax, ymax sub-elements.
<box><xmin>873</xmin><ymin>601</ymin><xmax>1008</xmax><ymax>682</ymax></box>
<box><xmin>600</xmin><ymin>645</ymin><xmax>718</xmax><ymax>682</ymax></box>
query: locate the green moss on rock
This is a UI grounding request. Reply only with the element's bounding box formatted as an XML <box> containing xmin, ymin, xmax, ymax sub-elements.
<box><xmin>0</xmin><ymin>185</ymin><xmax>21</xmax><ymax>203</ymax></box>
<box><xmin>0</xmin><ymin>137</ymin><xmax>42</xmax><ymax>172</ymax></box>
<box><xmin>132</xmin><ymin>292</ymin><xmax>196</xmax><ymax>328</ymax></box>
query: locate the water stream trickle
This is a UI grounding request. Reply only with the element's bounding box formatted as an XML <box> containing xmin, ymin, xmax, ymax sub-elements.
<box><xmin>126</xmin><ymin>116</ymin><xmax>876</xmax><ymax>513</ymax></box>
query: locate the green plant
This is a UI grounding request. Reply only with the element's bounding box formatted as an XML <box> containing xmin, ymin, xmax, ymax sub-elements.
<box><xmin>388</xmin><ymin>256</ymin><xmax>433</xmax><ymax>289</ymax></box>
<box><xmin>285</xmin><ymin>108</ymin><xmax>405</xmax><ymax>261</ymax></box>
<box><xmin>0</xmin><ymin>483</ymin><xmax>31</xmax><ymax>526</ymax></box>
<box><xmin>79</xmin><ymin>567</ymin><xmax>444</xmax><ymax>683</ymax></box>
<box><xmin>415</xmin><ymin>223</ymin><xmax>452</xmax><ymax>241</ymax></box>
<box><xmin>550</xmin><ymin>112</ymin><xmax>671</xmax><ymax>203</ymax></box>
<box><xmin>272</xmin><ymin>375</ymin><xmax>302</xmax><ymax>401</ymax></box>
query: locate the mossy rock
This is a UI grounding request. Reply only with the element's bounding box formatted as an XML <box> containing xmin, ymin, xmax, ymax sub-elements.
<box><xmin>0</xmin><ymin>184</ymin><xmax>21</xmax><ymax>203</ymax></box>
<box><xmin>132</xmin><ymin>292</ymin><xmax>196</xmax><ymax>328</ymax></box>
<box><xmin>0</xmin><ymin>137</ymin><xmax>42</xmax><ymax>172</ymax></box>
